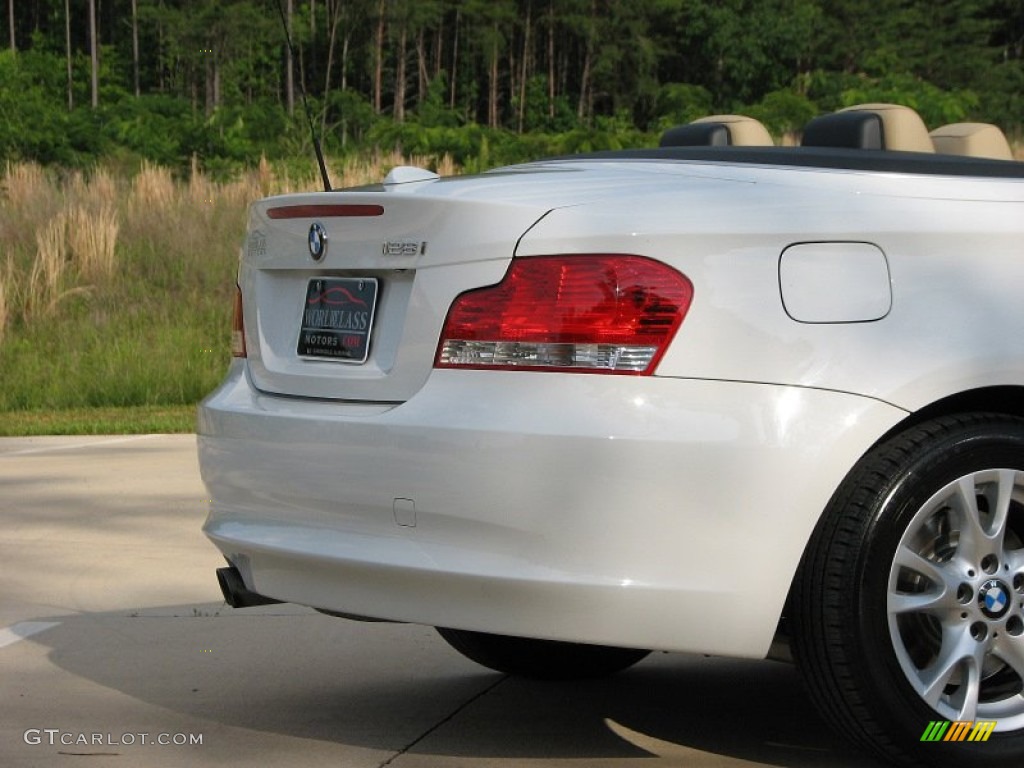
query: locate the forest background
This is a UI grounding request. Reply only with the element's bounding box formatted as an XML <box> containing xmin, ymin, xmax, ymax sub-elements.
<box><xmin>3</xmin><ymin>0</ymin><xmax>1024</xmax><ymax>171</ymax></box>
<box><xmin>1</xmin><ymin>0</ymin><xmax>1023</xmax><ymax>433</ymax></box>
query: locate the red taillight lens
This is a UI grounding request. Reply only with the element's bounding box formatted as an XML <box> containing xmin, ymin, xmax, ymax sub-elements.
<box><xmin>232</xmin><ymin>286</ymin><xmax>246</xmax><ymax>358</ymax></box>
<box><xmin>436</xmin><ymin>255</ymin><xmax>693</xmax><ymax>374</ymax></box>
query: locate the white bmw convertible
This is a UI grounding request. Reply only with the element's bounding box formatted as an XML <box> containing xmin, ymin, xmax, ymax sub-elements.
<box><xmin>198</xmin><ymin>104</ymin><xmax>1024</xmax><ymax>767</ymax></box>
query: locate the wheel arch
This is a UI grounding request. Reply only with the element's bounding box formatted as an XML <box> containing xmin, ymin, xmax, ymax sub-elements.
<box><xmin>882</xmin><ymin>386</ymin><xmax>1024</xmax><ymax>442</ymax></box>
<box><xmin>778</xmin><ymin>386</ymin><xmax>1024</xmax><ymax>645</ymax></box>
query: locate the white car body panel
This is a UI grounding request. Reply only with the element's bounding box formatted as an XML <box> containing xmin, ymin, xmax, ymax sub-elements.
<box><xmin>514</xmin><ymin>162</ymin><xmax>1024</xmax><ymax>410</ymax></box>
<box><xmin>200</xmin><ymin>362</ymin><xmax>906</xmax><ymax>656</ymax></box>
<box><xmin>198</xmin><ymin>151</ymin><xmax>1024</xmax><ymax>658</ymax></box>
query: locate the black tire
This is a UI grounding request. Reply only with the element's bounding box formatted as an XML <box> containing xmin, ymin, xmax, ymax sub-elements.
<box><xmin>436</xmin><ymin>627</ymin><xmax>650</xmax><ymax>680</ymax></box>
<box><xmin>791</xmin><ymin>413</ymin><xmax>1024</xmax><ymax>768</ymax></box>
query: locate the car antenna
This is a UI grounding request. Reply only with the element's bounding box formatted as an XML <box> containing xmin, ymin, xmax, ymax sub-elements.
<box><xmin>274</xmin><ymin>0</ymin><xmax>332</xmax><ymax>191</ymax></box>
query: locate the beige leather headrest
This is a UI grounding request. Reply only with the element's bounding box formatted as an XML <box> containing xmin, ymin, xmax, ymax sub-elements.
<box><xmin>839</xmin><ymin>103</ymin><xmax>934</xmax><ymax>153</ymax></box>
<box><xmin>929</xmin><ymin>122</ymin><xmax>1014</xmax><ymax>161</ymax></box>
<box><xmin>691</xmin><ymin>115</ymin><xmax>774</xmax><ymax>147</ymax></box>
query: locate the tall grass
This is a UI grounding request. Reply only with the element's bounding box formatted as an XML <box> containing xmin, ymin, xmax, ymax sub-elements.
<box><xmin>0</xmin><ymin>153</ymin><xmax>449</xmax><ymax>419</ymax></box>
<box><xmin>67</xmin><ymin>203</ymin><xmax>119</xmax><ymax>281</ymax></box>
<box><xmin>28</xmin><ymin>212</ymin><xmax>72</xmax><ymax>318</ymax></box>
<box><xmin>0</xmin><ymin>261</ymin><xmax>9</xmax><ymax>346</ymax></box>
<box><xmin>0</xmin><ymin>162</ymin><xmax>252</xmax><ymax>413</ymax></box>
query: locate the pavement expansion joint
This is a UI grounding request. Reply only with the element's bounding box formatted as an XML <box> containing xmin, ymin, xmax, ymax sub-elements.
<box><xmin>377</xmin><ymin>674</ymin><xmax>509</xmax><ymax>768</ymax></box>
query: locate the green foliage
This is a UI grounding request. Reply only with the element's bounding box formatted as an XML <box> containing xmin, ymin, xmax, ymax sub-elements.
<box><xmin>807</xmin><ymin>70</ymin><xmax>981</xmax><ymax>127</ymax></box>
<box><xmin>653</xmin><ymin>83</ymin><xmax>715</xmax><ymax>130</ymax></box>
<box><xmin>746</xmin><ymin>89</ymin><xmax>819</xmax><ymax>136</ymax></box>
<box><xmin>978</xmin><ymin>61</ymin><xmax>1024</xmax><ymax>134</ymax></box>
<box><xmin>414</xmin><ymin>74</ymin><xmax>463</xmax><ymax>128</ymax></box>
<box><xmin>1</xmin><ymin>1</ymin><xmax>1021</xmax><ymax>171</ymax></box>
<box><xmin>0</xmin><ymin>49</ymin><xmax>72</xmax><ymax>164</ymax></box>
<box><xmin>514</xmin><ymin>75</ymin><xmax>578</xmax><ymax>133</ymax></box>
<box><xmin>663</xmin><ymin>0</ymin><xmax>820</xmax><ymax>107</ymax></box>
<box><xmin>99</xmin><ymin>95</ymin><xmax>192</xmax><ymax>165</ymax></box>
<box><xmin>324</xmin><ymin>89</ymin><xmax>379</xmax><ymax>151</ymax></box>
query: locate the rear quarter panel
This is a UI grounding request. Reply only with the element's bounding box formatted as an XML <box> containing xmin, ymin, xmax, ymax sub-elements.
<box><xmin>517</xmin><ymin>166</ymin><xmax>1024</xmax><ymax>411</ymax></box>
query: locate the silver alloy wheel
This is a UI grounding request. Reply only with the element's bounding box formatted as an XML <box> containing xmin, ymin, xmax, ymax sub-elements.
<box><xmin>887</xmin><ymin>468</ymin><xmax>1024</xmax><ymax>729</ymax></box>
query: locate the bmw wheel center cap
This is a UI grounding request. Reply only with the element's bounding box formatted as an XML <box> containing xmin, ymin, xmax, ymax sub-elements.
<box><xmin>979</xmin><ymin>579</ymin><xmax>1011</xmax><ymax>619</ymax></box>
<box><xmin>308</xmin><ymin>222</ymin><xmax>328</xmax><ymax>261</ymax></box>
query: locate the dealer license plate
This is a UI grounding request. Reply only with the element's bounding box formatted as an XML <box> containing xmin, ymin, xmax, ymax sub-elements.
<box><xmin>297</xmin><ymin>277</ymin><xmax>378</xmax><ymax>363</ymax></box>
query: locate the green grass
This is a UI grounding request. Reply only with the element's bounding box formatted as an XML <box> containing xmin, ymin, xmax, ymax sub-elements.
<box><xmin>0</xmin><ymin>299</ymin><xmax>232</xmax><ymax>409</ymax></box>
<box><xmin>0</xmin><ymin>404</ymin><xmax>197</xmax><ymax>436</ymax></box>
<box><xmin>0</xmin><ymin>156</ymin><xmax>416</xmax><ymax>435</ymax></box>
<box><xmin>0</xmin><ymin>161</ymin><xmax>246</xmax><ymax>432</ymax></box>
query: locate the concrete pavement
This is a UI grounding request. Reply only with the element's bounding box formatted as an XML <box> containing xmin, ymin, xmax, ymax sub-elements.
<box><xmin>0</xmin><ymin>434</ymin><xmax>884</xmax><ymax>767</ymax></box>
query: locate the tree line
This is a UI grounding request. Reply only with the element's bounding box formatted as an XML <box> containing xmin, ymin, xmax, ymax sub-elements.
<box><xmin>2</xmin><ymin>0</ymin><xmax>1023</xmax><ymax>172</ymax></box>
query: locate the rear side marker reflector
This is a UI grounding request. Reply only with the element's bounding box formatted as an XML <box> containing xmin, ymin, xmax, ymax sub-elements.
<box><xmin>266</xmin><ymin>204</ymin><xmax>384</xmax><ymax>219</ymax></box>
<box><xmin>436</xmin><ymin>255</ymin><xmax>693</xmax><ymax>375</ymax></box>
<box><xmin>232</xmin><ymin>286</ymin><xmax>246</xmax><ymax>358</ymax></box>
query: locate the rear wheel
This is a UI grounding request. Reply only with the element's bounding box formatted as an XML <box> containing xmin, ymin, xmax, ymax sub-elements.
<box><xmin>436</xmin><ymin>627</ymin><xmax>650</xmax><ymax>680</ymax></box>
<box><xmin>791</xmin><ymin>414</ymin><xmax>1024</xmax><ymax>767</ymax></box>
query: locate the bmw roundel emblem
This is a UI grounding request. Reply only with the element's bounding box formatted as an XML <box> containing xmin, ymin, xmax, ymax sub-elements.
<box><xmin>979</xmin><ymin>579</ymin><xmax>1010</xmax><ymax>619</ymax></box>
<box><xmin>308</xmin><ymin>222</ymin><xmax>328</xmax><ymax>262</ymax></box>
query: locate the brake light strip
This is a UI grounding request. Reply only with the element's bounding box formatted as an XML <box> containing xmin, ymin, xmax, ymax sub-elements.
<box><xmin>266</xmin><ymin>204</ymin><xmax>384</xmax><ymax>219</ymax></box>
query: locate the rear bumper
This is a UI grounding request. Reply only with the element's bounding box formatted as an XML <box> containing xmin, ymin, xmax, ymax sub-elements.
<box><xmin>198</xmin><ymin>360</ymin><xmax>906</xmax><ymax>657</ymax></box>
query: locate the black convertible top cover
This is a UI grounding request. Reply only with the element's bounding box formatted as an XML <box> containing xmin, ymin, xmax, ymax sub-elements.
<box><xmin>545</xmin><ymin>145</ymin><xmax>1024</xmax><ymax>179</ymax></box>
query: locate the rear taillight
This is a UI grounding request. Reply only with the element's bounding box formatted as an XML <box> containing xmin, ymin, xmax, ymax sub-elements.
<box><xmin>232</xmin><ymin>286</ymin><xmax>247</xmax><ymax>358</ymax></box>
<box><xmin>436</xmin><ymin>255</ymin><xmax>693</xmax><ymax>374</ymax></box>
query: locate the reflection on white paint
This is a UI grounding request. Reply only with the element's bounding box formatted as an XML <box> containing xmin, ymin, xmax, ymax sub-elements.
<box><xmin>0</xmin><ymin>621</ymin><xmax>61</xmax><ymax>650</ymax></box>
<box><xmin>774</xmin><ymin>388</ymin><xmax>803</xmax><ymax>444</ymax></box>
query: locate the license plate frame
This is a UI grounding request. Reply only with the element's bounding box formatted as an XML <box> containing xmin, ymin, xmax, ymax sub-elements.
<box><xmin>296</xmin><ymin>277</ymin><xmax>379</xmax><ymax>363</ymax></box>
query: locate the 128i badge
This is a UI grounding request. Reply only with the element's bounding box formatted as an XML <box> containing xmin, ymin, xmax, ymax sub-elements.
<box><xmin>382</xmin><ymin>240</ymin><xmax>426</xmax><ymax>256</ymax></box>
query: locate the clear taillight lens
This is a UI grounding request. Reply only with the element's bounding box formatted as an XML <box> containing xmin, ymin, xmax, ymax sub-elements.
<box><xmin>436</xmin><ymin>255</ymin><xmax>693</xmax><ymax>375</ymax></box>
<box><xmin>231</xmin><ymin>286</ymin><xmax>246</xmax><ymax>358</ymax></box>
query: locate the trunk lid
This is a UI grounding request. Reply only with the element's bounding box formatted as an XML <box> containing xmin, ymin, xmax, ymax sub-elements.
<box><xmin>242</xmin><ymin>171</ymin><xmax>563</xmax><ymax>402</ymax></box>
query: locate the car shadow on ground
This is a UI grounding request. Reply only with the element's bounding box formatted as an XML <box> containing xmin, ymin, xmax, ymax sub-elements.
<box><xmin>21</xmin><ymin>604</ymin><xmax>887</xmax><ymax>767</ymax></box>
